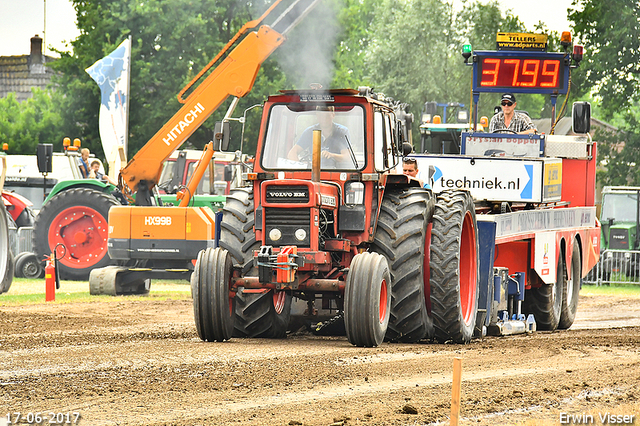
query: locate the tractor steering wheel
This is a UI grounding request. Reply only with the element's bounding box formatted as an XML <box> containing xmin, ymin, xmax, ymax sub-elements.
<box><xmin>492</xmin><ymin>129</ymin><xmax>518</xmax><ymax>134</ymax></box>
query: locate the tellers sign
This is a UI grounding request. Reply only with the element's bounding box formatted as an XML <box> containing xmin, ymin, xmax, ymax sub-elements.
<box><xmin>473</xmin><ymin>51</ymin><xmax>568</xmax><ymax>95</ymax></box>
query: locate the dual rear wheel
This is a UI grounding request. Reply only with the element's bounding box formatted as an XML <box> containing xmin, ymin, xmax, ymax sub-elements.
<box><xmin>372</xmin><ymin>188</ymin><xmax>479</xmax><ymax>344</ymax></box>
<box><xmin>429</xmin><ymin>190</ymin><xmax>479</xmax><ymax>343</ymax></box>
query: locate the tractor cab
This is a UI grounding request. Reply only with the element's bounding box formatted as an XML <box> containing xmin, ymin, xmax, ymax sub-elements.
<box><xmin>249</xmin><ymin>89</ymin><xmax>406</xmax><ymax>249</ymax></box>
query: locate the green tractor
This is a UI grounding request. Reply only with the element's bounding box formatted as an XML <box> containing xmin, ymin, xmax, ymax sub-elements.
<box><xmin>598</xmin><ymin>186</ymin><xmax>640</xmax><ymax>283</ymax></box>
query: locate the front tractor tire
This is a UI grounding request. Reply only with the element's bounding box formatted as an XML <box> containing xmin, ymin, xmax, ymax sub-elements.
<box><xmin>218</xmin><ymin>187</ymin><xmax>291</xmax><ymax>338</ymax></box>
<box><xmin>192</xmin><ymin>247</ymin><xmax>235</xmax><ymax>342</ymax></box>
<box><xmin>344</xmin><ymin>252</ymin><xmax>391</xmax><ymax>347</ymax></box>
<box><xmin>33</xmin><ymin>188</ymin><xmax>119</xmax><ymax>281</ymax></box>
<box><xmin>372</xmin><ymin>188</ymin><xmax>435</xmax><ymax>342</ymax></box>
<box><xmin>430</xmin><ymin>190</ymin><xmax>479</xmax><ymax>343</ymax></box>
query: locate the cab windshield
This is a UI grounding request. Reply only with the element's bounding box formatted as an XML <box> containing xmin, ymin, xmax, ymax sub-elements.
<box><xmin>601</xmin><ymin>193</ymin><xmax>639</xmax><ymax>222</ymax></box>
<box><xmin>261</xmin><ymin>104</ymin><xmax>365</xmax><ymax>171</ymax></box>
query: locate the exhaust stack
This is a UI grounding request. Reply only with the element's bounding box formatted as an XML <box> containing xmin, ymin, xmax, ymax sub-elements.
<box><xmin>312</xmin><ymin>129</ymin><xmax>321</xmax><ymax>182</ymax></box>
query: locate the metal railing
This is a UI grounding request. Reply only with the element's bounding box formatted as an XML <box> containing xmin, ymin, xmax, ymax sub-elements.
<box><xmin>7</xmin><ymin>226</ymin><xmax>34</xmax><ymax>258</ymax></box>
<box><xmin>583</xmin><ymin>249</ymin><xmax>640</xmax><ymax>286</ymax></box>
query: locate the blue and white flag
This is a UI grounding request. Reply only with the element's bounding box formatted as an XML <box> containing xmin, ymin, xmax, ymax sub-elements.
<box><xmin>85</xmin><ymin>37</ymin><xmax>131</xmax><ymax>179</ymax></box>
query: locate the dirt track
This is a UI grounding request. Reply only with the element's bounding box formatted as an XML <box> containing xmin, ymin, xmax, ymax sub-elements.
<box><xmin>1</xmin><ymin>288</ymin><xmax>639</xmax><ymax>426</ymax></box>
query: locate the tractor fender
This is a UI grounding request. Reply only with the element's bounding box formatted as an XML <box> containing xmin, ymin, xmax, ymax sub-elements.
<box><xmin>44</xmin><ymin>179</ymin><xmax>113</xmax><ymax>203</ymax></box>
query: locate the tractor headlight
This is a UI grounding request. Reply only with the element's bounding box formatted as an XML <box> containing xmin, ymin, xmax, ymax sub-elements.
<box><xmin>344</xmin><ymin>182</ymin><xmax>364</xmax><ymax>205</ymax></box>
<box><xmin>269</xmin><ymin>228</ymin><xmax>282</xmax><ymax>241</ymax></box>
<box><xmin>294</xmin><ymin>228</ymin><xmax>307</xmax><ymax>241</ymax></box>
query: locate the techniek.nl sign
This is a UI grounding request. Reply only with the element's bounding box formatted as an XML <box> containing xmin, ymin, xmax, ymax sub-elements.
<box><xmin>415</xmin><ymin>156</ymin><xmax>541</xmax><ymax>203</ymax></box>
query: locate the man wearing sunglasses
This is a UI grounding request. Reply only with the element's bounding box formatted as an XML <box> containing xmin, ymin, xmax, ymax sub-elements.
<box><xmin>488</xmin><ymin>93</ymin><xmax>537</xmax><ymax>135</ymax></box>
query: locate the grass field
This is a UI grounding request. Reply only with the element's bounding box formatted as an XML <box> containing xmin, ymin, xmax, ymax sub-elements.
<box><xmin>1</xmin><ymin>276</ymin><xmax>639</xmax><ymax>306</ymax></box>
<box><xmin>580</xmin><ymin>282</ymin><xmax>640</xmax><ymax>297</ymax></box>
<box><xmin>0</xmin><ymin>277</ymin><xmax>191</xmax><ymax>306</ymax></box>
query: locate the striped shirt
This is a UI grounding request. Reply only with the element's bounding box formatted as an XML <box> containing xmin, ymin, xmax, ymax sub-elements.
<box><xmin>489</xmin><ymin>111</ymin><xmax>536</xmax><ymax>133</ymax></box>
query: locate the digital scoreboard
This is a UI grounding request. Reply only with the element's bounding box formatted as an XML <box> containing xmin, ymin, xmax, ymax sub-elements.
<box><xmin>472</xmin><ymin>51</ymin><xmax>569</xmax><ymax>95</ymax></box>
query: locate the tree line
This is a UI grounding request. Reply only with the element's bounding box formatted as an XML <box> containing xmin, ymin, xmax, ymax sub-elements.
<box><xmin>0</xmin><ymin>0</ymin><xmax>637</xmax><ymax>185</ymax></box>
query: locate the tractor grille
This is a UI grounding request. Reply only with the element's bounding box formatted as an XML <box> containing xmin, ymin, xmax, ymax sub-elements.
<box><xmin>265</xmin><ymin>185</ymin><xmax>309</xmax><ymax>203</ymax></box>
<box><xmin>609</xmin><ymin>228</ymin><xmax>630</xmax><ymax>250</ymax></box>
<box><xmin>265</xmin><ymin>207</ymin><xmax>310</xmax><ymax>247</ymax></box>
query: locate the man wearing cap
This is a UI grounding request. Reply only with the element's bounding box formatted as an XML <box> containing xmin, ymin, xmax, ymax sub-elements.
<box><xmin>489</xmin><ymin>93</ymin><xmax>537</xmax><ymax>135</ymax></box>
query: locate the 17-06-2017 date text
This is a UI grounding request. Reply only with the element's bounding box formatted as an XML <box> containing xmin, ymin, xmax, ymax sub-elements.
<box><xmin>6</xmin><ymin>412</ymin><xmax>81</xmax><ymax>424</ymax></box>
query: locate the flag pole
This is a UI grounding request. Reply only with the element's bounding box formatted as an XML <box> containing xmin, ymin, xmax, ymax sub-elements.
<box><xmin>43</xmin><ymin>0</ymin><xmax>46</xmax><ymax>59</ymax></box>
<box><xmin>121</xmin><ymin>35</ymin><xmax>132</xmax><ymax>166</ymax></box>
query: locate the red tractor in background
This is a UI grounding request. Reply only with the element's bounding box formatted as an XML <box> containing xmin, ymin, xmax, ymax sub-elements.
<box><xmin>192</xmin><ymin>88</ymin><xmax>477</xmax><ymax>346</ymax></box>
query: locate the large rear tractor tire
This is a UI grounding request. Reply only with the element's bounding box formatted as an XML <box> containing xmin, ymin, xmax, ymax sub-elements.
<box><xmin>430</xmin><ymin>190</ymin><xmax>479</xmax><ymax>343</ymax></box>
<box><xmin>192</xmin><ymin>247</ymin><xmax>235</xmax><ymax>342</ymax></box>
<box><xmin>524</xmin><ymin>253</ymin><xmax>564</xmax><ymax>331</ymax></box>
<box><xmin>33</xmin><ymin>188</ymin><xmax>119</xmax><ymax>281</ymax></box>
<box><xmin>218</xmin><ymin>188</ymin><xmax>259</xmax><ymax>275</ymax></box>
<box><xmin>234</xmin><ymin>289</ymin><xmax>292</xmax><ymax>338</ymax></box>
<box><xmin>344</xmin><ymin>252</ymin><xmax>391</xmax><ymax>347</ymax></box>
<box><xmin>559</xmin><ymin>241</ymin><xmax>581</xmax><ymax>329</ymax></box>
<box><xmin>372</xmin><ymin>188</ymin><xmax>435</xmax><ymax>342</ymax></box>
<box><xmin>1</xmin><ymin>203</ymin><xmax>14</xmax><ymax>294</ymax></box>
<box><xmin>218</xmin><ymin>188</ymin><xmax>291</xmax><ymax>338</ymax></box>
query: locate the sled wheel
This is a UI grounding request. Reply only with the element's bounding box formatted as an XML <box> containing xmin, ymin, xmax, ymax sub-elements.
<box><xmin>430</xmin><ymin>190</ymin><xmax>479</xmax><ymax>343</ymax></box>
<box><xmin>344</xmin><ymin>252</ymin><xmax>391</xmax><ymax>347</ymax></box>
<box><xmin>192</xmin><ymin>247</ymin><xmax>235</xmax><ymax>342</ymax></box>
<box><xmin>372</xmin><ymin>188</ymin><xmax>435</xmax><ymax>342</ymax></box>
<box><xmin>33</xmin><ymin>188</ymin><xmax>118</xmax><ymax>281</ymax></box>
<box><xmin>524</xmin><ymin>252</ymin><xmax>564</xmax><ymax>331</ymax></box>
<box><xmin>559</xmin><ymin>241</ymin><xmax>581</xmax><ymax>329</ymax></box>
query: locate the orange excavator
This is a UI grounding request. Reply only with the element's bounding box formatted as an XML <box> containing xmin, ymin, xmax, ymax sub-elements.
<box><xmin>89</xmin><ymin>0</ymin><xmax>323</xmax><ymax>295</ymax></box>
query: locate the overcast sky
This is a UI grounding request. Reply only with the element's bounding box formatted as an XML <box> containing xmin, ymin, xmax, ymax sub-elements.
<box><xmin>0</xmin><ymin>0</ymin><xmax>575</xmax><ymax>57</ymax></box>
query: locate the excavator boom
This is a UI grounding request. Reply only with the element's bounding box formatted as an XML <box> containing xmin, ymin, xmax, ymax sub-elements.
<box><xmin>119</xmin><ymin>0</ymin><xmax>322</xmax><ymax>200</ymax></box>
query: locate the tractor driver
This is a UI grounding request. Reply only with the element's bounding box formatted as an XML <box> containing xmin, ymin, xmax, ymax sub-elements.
<box><xmin>287</xmin><ymin>106</ymin><xmax>351</xmax><ymax>168</ymax></box>
<box><xmin>489</xmin><ymin>93</ymin><xmax>537</xmax><ymax>135</ymax></box>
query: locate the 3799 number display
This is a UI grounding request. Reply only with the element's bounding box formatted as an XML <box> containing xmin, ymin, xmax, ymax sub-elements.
<box><xmin>479</xmin><ymin>57</ymin><xmax>563</xmax><ymax>90</ymax></box>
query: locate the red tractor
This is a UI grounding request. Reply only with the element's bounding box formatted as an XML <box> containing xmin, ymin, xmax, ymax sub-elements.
<box><xmin>192</xmin><ymin>88</ymin><xmax>478</xmax><ymax>346</ymax></box>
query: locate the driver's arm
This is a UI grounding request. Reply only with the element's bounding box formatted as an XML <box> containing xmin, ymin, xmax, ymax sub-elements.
<box><xmin>321</xmin><ymin>127</ymin><xmax>351</xmax><ymax>163</ymax></box>
<box><xmin>288</xmin><ymin>144</ymin><xmax>303</xmax><ymax>161</ymax></box>
<box><xmin>517</xmin><ymin>116</ymin><xmax>537</xmax><ymax>135</ymax></box>
<box><xmin>321</xmin><ymin>148</ymin><xmax>349</xmax><ymax>162</ymax></box>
